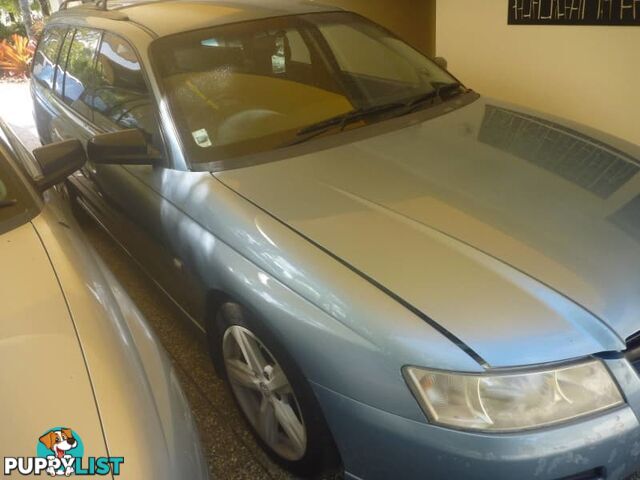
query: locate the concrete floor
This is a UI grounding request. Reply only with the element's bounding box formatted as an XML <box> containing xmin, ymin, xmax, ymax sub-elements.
<box><xmin>0</xmin><ymin>81</ymin><xmax>41</xmax><ymax>151</ymax></box>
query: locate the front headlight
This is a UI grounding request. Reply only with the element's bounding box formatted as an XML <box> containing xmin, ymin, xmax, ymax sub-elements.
<box><xmin>404</xmin><ymin>359</ymin><xmax>623</xmax><ymax>432</ymax></box>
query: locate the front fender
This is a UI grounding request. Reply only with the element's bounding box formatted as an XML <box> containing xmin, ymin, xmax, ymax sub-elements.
<box><xmin>145</xmin><ymin>171</ymin><xmax>483</xmax><ymax>421</ymax></box>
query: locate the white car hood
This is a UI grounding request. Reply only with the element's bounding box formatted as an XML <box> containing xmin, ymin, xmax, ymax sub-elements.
<box><xmin>0</xmin><ymin>221</ymin><xmax>107</xmax><ymax>461</ymax></box>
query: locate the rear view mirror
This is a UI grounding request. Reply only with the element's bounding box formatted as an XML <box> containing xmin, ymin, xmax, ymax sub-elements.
<box><xmin>32</xmin><ymin>140</ymin><xmax>86</xmax><ymax>192</ymax></box>
<box><xmin>88</xmin><ymin>129</ymin><xmax>161</xmax><ymax>165</ymax></box>
<box><xmin>434</xmin><ymin>56</ymin><xmax>448</xmax><ymax>70</ymax></box>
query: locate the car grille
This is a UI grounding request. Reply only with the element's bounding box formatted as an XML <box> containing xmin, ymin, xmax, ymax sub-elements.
<box><xmin>625</xmin><ymin>331</ymin><xmax>640</xmax><ymax>372</ymax></box>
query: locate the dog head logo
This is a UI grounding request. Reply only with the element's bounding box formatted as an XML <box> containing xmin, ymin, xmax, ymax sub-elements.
<box><xmin>39</xmin><ymin>428</ymin><xmax>79</xmax><ymax>459</ymax></box>
<box><xmin>36</xmin><ymin>427</ymin><xmax>83</xmax><ymax>476</ymax></box>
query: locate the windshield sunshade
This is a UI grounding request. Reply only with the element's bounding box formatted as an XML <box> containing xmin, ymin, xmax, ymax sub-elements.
<box><xmin>150</xmin><ymin>12</ymin><xmax>458</xmax><ymax>166</ymax></box>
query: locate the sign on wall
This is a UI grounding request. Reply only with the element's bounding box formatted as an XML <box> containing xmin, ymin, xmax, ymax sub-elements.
<box><xmin>508</xmin><ymin>0</ymin><xmax>640</xmax><ymax>25</ymax></box>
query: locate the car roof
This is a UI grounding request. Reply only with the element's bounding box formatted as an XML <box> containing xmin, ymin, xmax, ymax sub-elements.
<box><xmin>54</xmin><ymin>0</ymin><xmax>343</xmax><ymax>38</ymax></box>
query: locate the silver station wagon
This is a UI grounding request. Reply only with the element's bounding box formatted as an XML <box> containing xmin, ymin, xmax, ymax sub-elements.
<box><xmin>31</xmin><ymin>1</ymin><xmax>640</xmax><ymax>479</ymax></box>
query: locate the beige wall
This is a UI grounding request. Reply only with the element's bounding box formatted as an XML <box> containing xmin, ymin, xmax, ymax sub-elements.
<box><xmin>323</xmin><ymin>0</ymin><xmax>436</xmax><ymax>55</ymax></box>
<box><xmin>436</xmin><ymin>0</ymin><xmax>640</xmax><ymax>146</ymax></box>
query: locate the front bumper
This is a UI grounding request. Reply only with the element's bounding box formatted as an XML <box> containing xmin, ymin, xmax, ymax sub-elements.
<box><xmin>313</xmin><ymin>357</ymin><xmax>640</xmax><ymax>480</ymax></box>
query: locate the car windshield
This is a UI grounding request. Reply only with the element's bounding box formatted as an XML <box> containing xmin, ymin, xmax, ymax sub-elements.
<box><xmin>150</xmin><ymin>11</ymin><xmax>459</xmax><ymax>165</ymax></box>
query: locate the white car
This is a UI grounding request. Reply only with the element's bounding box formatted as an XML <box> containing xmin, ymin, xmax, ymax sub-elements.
<box><xmin>0</xmin><ymin>119</ymin><xmax>208</xmax><ymax>479</ymax></box>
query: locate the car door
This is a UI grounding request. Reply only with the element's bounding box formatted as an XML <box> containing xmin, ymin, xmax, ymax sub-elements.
<box><xmin>70</xmin><ymin>31</ymin><xmax>204</xmax><ymax>321</ymax></box>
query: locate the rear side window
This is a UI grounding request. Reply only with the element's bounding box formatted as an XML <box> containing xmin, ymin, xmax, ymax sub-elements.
<box><xmin>32</xmin><ymin>27</ymin><xmax>65</xmax><ymax>89</ymax></box>
<box><xmin>54</xmin><ymin>29</ymin><xmax>74</xmax><ymax>97</ymax></box>
<box><xmin>92</xmin><ymin>33</ymin><xmax>156</xmax><ymax>136</ymax></box>
<box><xmin>63</xmin><ymin>28</ymin><xmax>101</xmax><ymax>118</ymax></box>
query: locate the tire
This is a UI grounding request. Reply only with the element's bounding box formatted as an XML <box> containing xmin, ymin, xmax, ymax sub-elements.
<box><xmin>208</xmin><ymin>302</ymin><xmax>341</xmax><ymax>477</ymax></box>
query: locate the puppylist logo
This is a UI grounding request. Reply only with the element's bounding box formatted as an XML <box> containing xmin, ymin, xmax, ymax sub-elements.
<box><xmin>4</xmin><ymin>427</ymin><xmax>124</xmax><ymax>476</ymax></box>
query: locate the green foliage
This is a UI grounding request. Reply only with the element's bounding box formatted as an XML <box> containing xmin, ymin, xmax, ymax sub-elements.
<box><xmin>0</xmin><ymin>22</ymin><xmax>26</xmax><ymax>41</ymax></box>
<box><xmin>0</xmin><ymin>0</ymin><xmax>25</xmax><ymax>42</ymax></box>
<box><xmin>0</xmin><ymin>0</ymin><xmax>19</xmax><ymax>16</ymax></box>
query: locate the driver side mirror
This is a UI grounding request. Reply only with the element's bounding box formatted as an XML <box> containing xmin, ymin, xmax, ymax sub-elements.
<box><xmin>32</xmin><ymin>139</ymin><xmax>86</xmax><ymax>192</ymax></box>
<box><xmin>434</xmin><ymin>56</ymin><xmax>448</xmax><ymax>70</ymax></box>
<box><xmin>87</xmin><ymin>129</ymin><xmax>161</xmax><ymax>166</ymax></box>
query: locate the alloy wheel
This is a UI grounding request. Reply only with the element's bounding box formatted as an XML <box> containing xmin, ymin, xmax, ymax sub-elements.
<box><xmin>222</xmin><ymin>325</ymin><xmax>307</xmax><ymax>461</ymax></box>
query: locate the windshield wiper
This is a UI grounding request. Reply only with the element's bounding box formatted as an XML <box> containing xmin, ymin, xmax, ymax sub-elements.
<box><xmin>282</xmin><ymin>83</ymin><xmax>466</xmax><ymax>148</ymax></box>
<box><xmin>402</xmin><ymin>82</ymin><xmax>465</xmax><ymax>113</ymax></box>
<box><xmin>287</xmin><ymin>102</ymin><xmax>406</xmax><ymax>146</ymax></box>
<box><xmin>0</xmin><ymin>199</ymin><xmax>17</xmax><ymax>208</ymax></box>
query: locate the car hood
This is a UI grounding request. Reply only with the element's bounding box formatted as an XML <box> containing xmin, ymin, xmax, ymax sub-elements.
<box><xmin>0</xmin><ymin>221</ymin><xmax>107</xmax><ymax>459</ymax></box>
<box><xmin>217</xmin><ymin>97</ymin><xmax>640</xmax><ymax>368</ymax></box>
